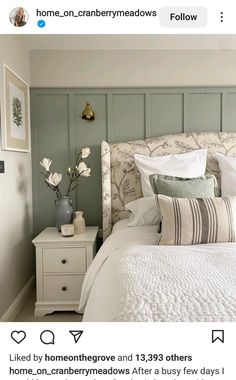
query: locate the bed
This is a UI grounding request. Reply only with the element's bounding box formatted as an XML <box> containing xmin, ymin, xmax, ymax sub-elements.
<box><xmin>79</xmin><ymin>132</ymin><xmax>236</xmax><ymax>321</ymax></box>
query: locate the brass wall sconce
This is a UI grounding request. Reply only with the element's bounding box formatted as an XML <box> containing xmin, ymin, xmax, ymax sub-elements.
<box><xmin>82</xmin><ymin>102</ymin><xmax>95</xmax><ymax>121</ymax></box>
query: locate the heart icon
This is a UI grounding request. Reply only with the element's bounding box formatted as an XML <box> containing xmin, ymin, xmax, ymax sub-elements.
<box><xmin>11</xmin><ymin>330</ymin><xmax>26</xmax><ymax>344</ymax></box>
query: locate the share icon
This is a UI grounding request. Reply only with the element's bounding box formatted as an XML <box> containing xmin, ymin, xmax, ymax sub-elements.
<box><xmin>69</xmin><ymin>330</ymin><xmax>83</xmax><ymax>343</ymax></box>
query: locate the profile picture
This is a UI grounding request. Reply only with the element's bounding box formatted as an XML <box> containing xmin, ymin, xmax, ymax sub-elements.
<box><xmin>9</xmin><ymin>7</ymin><xmax>29</xmax><ymax>27</ymax></box>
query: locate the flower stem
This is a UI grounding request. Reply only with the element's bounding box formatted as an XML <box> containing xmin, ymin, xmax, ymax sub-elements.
<box><xmin>66</xmin><ymin>152</ymin><xmax>82</xmax><ymax>195</ymax></box>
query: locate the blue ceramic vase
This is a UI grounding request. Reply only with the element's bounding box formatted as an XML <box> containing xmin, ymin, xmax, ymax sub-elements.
<box><xmin>55</xmin><ymin>196</ymin><xmax>73</xmax><ymax>231</ymax></box>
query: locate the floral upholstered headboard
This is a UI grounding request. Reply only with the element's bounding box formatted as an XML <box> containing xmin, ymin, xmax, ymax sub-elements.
<box><xmin>101</xmin><ymin>132</ymin><xmax>236</xmax><ymax>240</ymax></box>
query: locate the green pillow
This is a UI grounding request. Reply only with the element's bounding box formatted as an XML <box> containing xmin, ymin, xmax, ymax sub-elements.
<box><xmin>149</xmin><ymin>174</ymin><xmax>219</xmax><ymax>198</ymax></box>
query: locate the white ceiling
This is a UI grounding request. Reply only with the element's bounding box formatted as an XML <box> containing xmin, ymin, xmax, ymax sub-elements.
<box><xmin>25</xmin><ymin>34</ymin><xmax>236</xmax><ymax>50</ymax></box>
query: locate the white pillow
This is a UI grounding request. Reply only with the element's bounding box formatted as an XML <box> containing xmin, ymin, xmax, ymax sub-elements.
<box><xmin>125</xmin><ymin>196</ymin><xmax>159</xmax><ymax>226</ymax></box>
<box><xmin>216</xmin><ymin>153</ymin><xmax>236</xmax><ymax>196</ymax></box>
<box><xmin>134</xmin><ymin>149</ymin><xmax>208</xmax><ymax>196</ymax></box>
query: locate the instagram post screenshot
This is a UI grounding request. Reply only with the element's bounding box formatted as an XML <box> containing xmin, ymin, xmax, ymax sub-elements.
<box><xmin>0</xmin><ymin>0</ymin><xmax>236</xmax><ymax>379</ymax></box>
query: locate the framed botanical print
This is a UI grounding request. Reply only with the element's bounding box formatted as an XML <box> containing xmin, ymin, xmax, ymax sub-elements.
<box><xmin>2</xmin><ymin>64</ymin><xmax>30</xmax><ymax>152</ymax></box>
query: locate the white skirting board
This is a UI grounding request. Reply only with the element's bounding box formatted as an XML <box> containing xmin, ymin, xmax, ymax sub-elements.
<box><xmin>0</xmin><ymin>276</ymin><xmax>35</xmax><ymax>322</ymax></box>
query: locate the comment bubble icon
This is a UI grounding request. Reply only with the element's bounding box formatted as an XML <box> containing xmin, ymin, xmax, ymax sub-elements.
<box><xmin>40</xmin><ymin>330</ymin><xmax>55</xmax><ymax>345</ymax></box>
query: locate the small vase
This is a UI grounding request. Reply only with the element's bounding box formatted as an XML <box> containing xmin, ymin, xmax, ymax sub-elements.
<box><xmin>55</xmin><ymin>196</ymin><xmax>73</xmax><ymax>232</ymax></box>
<box><xmin>74</xmin><ymin>211</ymin><xmax>86</xmax><ymax>234</ymax></box>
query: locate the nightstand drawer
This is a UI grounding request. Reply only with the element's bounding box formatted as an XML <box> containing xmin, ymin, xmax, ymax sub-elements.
<box><xmin>43</xmin><ymin>247</ymin><xmax>86</xmax><ymax>273</ymax></box>
<box><xmin>44</xmin><ymin>275</ymin><xmax>84</xmax><ymax>301</ymax></box>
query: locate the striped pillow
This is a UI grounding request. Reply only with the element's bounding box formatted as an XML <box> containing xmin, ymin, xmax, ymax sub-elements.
<box><xmin>157</xmin><ymin>194</ymin><xmax>236</xmax><ymax>245</ymax></box>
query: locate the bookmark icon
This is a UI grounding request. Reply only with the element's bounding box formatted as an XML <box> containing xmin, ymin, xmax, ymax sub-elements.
<box><xmin>69</xmin><ymin>330</ymin><xmax>83</xmax><ymax>343</ymax></box>
<box><xmin>212</xmin><ymin>330</ymin><xmax>224</xmax><ymax>343</ymax></box>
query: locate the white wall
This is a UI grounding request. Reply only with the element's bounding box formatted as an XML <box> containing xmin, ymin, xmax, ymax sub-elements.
<box><xmin>30</xmin><ymin>49</ymin><xmax>236</xmax><ymax>87</ymax></box>
<box><xmin>0</xmin><ymin>36</ymin><xmax>33</xmax><ymax>318</ymax></box>
<box><xmin>26</xmin><ymin>35</ymin><xmax>236</xmax><ymax>50</ymax></box>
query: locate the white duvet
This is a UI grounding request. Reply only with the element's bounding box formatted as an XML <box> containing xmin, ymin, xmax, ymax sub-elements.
<box><xmin>79</xmin><ymin>221</ymin><xmax>236</xmax><ymax>322</ymax></box>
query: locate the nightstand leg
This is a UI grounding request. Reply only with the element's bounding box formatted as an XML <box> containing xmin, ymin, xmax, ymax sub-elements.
<box><xmin>75</xmin><ymin>310</ymin><xmax>83</xmax><ymax>315</ymax></box>
<box><xmin>34</xmin><ymin>307</ymin><xmax>54</xmax><ymax>317</ymax></box>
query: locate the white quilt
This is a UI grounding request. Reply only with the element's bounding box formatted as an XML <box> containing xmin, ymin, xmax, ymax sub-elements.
<box><xmin>79</xmin><ymin>224</ymin><xmax>236</xmax><ymax>322</ymax></box>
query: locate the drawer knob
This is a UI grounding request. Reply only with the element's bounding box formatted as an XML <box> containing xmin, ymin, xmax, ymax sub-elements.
<box><xmin>61</xmin><ymin>259</ymin><xmax>67</xmax><ymax>264</ymax></box>
<box><xmin>62</xmin><ymin>286</ymin><xmax>67</xmax><ymax>291</ymax></box>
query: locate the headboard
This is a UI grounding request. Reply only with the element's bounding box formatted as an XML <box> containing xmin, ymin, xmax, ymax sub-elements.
<box><xmin>101</xmin><ymin>132</ymin><xmax>236</xmax><ymax>240</ymax></box>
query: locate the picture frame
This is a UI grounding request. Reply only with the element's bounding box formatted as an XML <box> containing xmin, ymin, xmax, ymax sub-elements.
<box><xmin>1</xmin><ymin>64</ymin><xmax>30</xmax><ymax>152</ymax></box>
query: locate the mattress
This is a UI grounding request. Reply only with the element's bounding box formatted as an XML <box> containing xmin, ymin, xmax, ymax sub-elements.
<box><xmin>79</xmin><ymin>222</ymin><xmax>236</xmax><ymax>322</ymax></box>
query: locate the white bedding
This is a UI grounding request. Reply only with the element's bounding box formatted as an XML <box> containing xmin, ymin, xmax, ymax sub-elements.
<box><xmin>111</xmin><ymin>218</ymin><xmax>130</xmax><ymax>233</ymax></box>
<box><xmin>79</xmin><ymin>222</ymin><xmax>236</xmax><ymax>322</ymax></box>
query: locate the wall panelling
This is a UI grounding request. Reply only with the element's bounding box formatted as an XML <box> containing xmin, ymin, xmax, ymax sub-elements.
<box><xmin>31</xmin><ymin>87</ymin><xmax>236</xmax><ymax>234</ymax></box>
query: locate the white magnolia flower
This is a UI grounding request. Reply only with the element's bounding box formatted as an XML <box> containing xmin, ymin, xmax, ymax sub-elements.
<box><xmin>76</xmin><ymin>162</ymin><xmax>87</xmax><ymax>174</ymax></box>
<box><xmin>40</xmin><ymin>158</ymin><xmax>52</xmax><ymax>172</ymax></box>
<box><xmin>81</xmin><ymin>147</ymin><xmax>91</xmax><ymax>159</ymax></box>
<box><xmin>46</xmin><ymin>172</ymin><xmax>62</xmax><ymax>187</ymax></box>
<box><xmin>81</xmin><ymin>168</ymin><xmax>91</xmax><ymax>177</ymax></box>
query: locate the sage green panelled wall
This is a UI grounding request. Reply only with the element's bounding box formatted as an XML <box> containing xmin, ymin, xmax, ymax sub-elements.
<box><xmin>31</xmin><ymin>87</ymin><xmax>236</xmax><ymax>235</ymax></box>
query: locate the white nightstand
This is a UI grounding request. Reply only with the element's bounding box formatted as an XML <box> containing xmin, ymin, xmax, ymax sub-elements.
<box><xmin>32</xmin><ymin>226</ymin><xmax>98</xmax><ymax>317</ymax></box>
